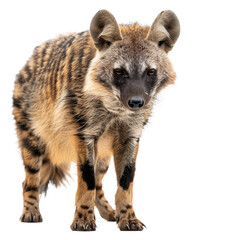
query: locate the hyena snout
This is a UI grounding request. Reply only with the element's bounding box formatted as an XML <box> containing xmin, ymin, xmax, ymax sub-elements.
<box><xmin>128</xmin><ymin>96</ymin><xmax>144</xmax><ymax>109</ymax></box>
<box><xmin>121</xmin><ymin>81</ymin><xmax>149</xmax><ymax>111</ymax></box>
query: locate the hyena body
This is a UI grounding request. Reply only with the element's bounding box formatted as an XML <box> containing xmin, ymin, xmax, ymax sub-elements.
<box><xmin>13</xmin><ymin>10</ymin><xmax>180</xmax><ymax>231</ymax></box>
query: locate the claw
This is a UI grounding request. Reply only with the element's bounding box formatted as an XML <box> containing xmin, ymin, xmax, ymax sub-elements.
<box><xmin>20</xmin><ymin>215</ymin><xmax>24</xmax><ymax>222</ymax></box>
<box><xmin>38</xmin><ymin>215</ymin><xmax>43</xmax><ymax>222</ymax></box>
<box><xmin>90</xmin><ymin>222</ymin><xmax>97</xmax><ymax>230</ymax></box>
<box><xmin>71</xmin><ymin>222</ymin><xmax>77</xmax><ymax>230</ymax></box>
<box><xmin>85</xmin><ymin>224</ymin><xmax>90</xmax><ymax>231</ymax></box>
<box><xmin>125</xmin><ymin>223</ymin><xmax>130</xmax><ymax>230</ymax></box>
<box><xmin>74</xmin><ymin>223</ymin><xmax>77</xmax><ymax>230</ymax></box>
<box><xmin>140</xmin><ymin>221</ymin><xmax>146</xmax><ymax>228</ymax></box>
<box><xmin>136</xmin><ymin>223</ymin><xmax>143</xmax><ymax>230</ymax></box>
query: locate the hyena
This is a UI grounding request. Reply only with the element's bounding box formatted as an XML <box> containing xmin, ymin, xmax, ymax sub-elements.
<box><xmin>13</xmin><ymin>10</ymin><xmax>180</xmax><ymax>231</ymax></box>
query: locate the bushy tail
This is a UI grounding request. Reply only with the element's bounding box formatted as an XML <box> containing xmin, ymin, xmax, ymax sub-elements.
<box><xmin>39</xmin><ymin>159</ymin><xmax>70</xmax><ymax>195</ymax></box>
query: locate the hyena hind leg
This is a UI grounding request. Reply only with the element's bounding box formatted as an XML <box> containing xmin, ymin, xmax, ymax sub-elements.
<box><xmin>19</xmin><ymin>133</ymin><xmax>45</xmax><ymax>223</ymax></box>
<box><xmin>95</xmin><ymin>157</ymin><xmax>115</xmax><ymax>221</ymax></box>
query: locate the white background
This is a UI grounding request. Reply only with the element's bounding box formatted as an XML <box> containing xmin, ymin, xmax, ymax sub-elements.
<box><xmin>0</xmin><ymin>0</ymin><xmax>239</xmax><ymax>239</ymax></box>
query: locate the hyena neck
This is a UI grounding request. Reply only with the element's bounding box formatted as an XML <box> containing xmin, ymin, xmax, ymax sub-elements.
<box><xmin>79</xmin><ymin>93</ymin><xmax>148</xmax><ymax>142</ymax></box>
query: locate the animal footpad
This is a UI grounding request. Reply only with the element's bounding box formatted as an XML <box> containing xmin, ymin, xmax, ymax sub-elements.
<box><xmin>20</xmin><ymin>209</ymin><xmax>43</xmax><ymax>223</ymax></box>
<box><xmin>71</xmin><ymin>218</ymin><xmax>96</xmax><ymax>231</ymax></box>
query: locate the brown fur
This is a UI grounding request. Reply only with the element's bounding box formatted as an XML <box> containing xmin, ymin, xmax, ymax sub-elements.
<box><xmin>13</xmin><ymin>10</ymin><xmax>180</xmax><ymax>230</ymax></box>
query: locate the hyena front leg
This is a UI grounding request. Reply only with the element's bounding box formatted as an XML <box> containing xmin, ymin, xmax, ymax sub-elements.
<box><xmin>71</xmin><ymin>141</ymin><xmax>96</xmax><ymax>231</ymax></box>
<box><xmin>19</xmin><ymin>133</ymin><xmax>45</xmax><ymax>222</ymax></box>
<box><xmin>95</xmin><ymin>157</ymin><xmax>115</xmax><ymax>221</ymax></box>
<box><xmin>114</xmin><ymin>140</ymin><xmax>145</xmax><ymax>231</ymax></box>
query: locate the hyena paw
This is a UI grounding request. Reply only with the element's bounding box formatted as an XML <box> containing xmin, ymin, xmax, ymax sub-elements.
<box><xmin>116</xmin><ymin>206</ymin><xmax>145</xmax><ymax>231</ymax></box>
<box><xmin>71</xmin><ymin>218</ymin><xmax>96</xmax><ymax>231</ymax></box>
<box><xmin>95</xmin><ymin>194</ymin><xmax>115</xmax><ymax>221</ymax></box>
<box><xmin>101</xmin><ymin>209</ymin><xmax>116</xmax><ymax>222</ymax></box>
<box><xmin>117</xmin><ymin>218</ymin><xmax>145</xmax><ymax>231</ymax></box>
<box><xmin>70</xmin><ymin>211</ymin><xmax>96</xmax><ymax>231</ymax></box>
<box><xmin>20</xmin><ymin>209</ymin><xmax>43</xmax><ymax>223</ymax></box>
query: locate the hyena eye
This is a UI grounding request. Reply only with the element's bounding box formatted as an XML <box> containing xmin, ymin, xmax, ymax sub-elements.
<box><xmin>114</xmin><ymin>68</ymin><xmax>124</xmax><ymax>76</ymax></box>
<box><xmin>113</xmin><ymin>68</ymin><xmax>128</xmax><ymax>86</ymax></box>
<box><xmin>147</xmin><ymin>69</ymin><xmax>156</xmax><ymax>76</ymax></box>
<box><xmin>158</xmin><ymin>41</ymin><xmax>164</xmax><ymax>47</ymax></box>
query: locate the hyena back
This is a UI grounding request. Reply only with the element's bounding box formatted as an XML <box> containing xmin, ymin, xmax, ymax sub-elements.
<box><xmin>13</xmin><ymin>10</ymin><xmax>180</xmax><ymax>231</ymax></box>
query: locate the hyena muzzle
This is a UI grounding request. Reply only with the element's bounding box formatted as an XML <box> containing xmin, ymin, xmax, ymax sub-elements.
<box><xmin>13</xmin><ymin>10</ymin><xmax>180</xmax><ymax>231</ymax></box>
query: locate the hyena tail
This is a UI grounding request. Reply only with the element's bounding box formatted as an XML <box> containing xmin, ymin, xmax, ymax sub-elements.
<box><xmin>40</xmin><ymin>159</ymin><xmax>70</xmax><ymax>195</ymax></box>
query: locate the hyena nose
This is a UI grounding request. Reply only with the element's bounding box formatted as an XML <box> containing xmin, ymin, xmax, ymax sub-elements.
<box><xmin>128</xmin><ymin>96</ymin><xmax>145</xmax><ymax>109</ymax></box>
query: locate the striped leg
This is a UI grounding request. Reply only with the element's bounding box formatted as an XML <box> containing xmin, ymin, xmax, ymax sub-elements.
<box><xmin>95</xmin><ymin>157</ymin><xmax>115</xmax><ymax>221</ymax></box>
<box><xmin>71</xmin><ymin>142</ymin><xmax>96</xmax><ymax>231</ymax></box>
<box><xmin>114</xmin><ymin>141</ymin><xmax>145</xmax><ymax>231</ymax></box>
<box><xmin>19</xmin><ymin>135</ymin><xmax>45</xmax><ymax>222</ymax></box>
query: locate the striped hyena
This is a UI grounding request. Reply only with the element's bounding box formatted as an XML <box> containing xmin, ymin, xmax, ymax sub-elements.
<box><xmin>13</xmin><ymin>10</ymin><xmax>180</xmax><ymax>231</ymax></box>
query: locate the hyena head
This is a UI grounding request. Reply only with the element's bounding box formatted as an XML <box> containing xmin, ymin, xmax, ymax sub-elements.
<box><xmin>85</xmin><ymin>10</ymin><xmax>180</xmax><ymax>114</ymax></box>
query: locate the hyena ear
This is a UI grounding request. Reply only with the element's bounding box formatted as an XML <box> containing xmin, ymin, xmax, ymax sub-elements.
<box><xmin>147</xmin><ymin>10</ymin><xmax>180</xmax><ymax>52</ymax></box>
<box><xmin>90</xmin><ymin>10</ymin><xmax>122</xmax><ymax>51</ymax></box>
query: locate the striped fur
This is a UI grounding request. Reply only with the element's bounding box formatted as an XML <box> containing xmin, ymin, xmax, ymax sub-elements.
<box><xmin>13</xmin><ymin>10</ymin><xmax>180</xmax><ymax>230</ymax></box>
